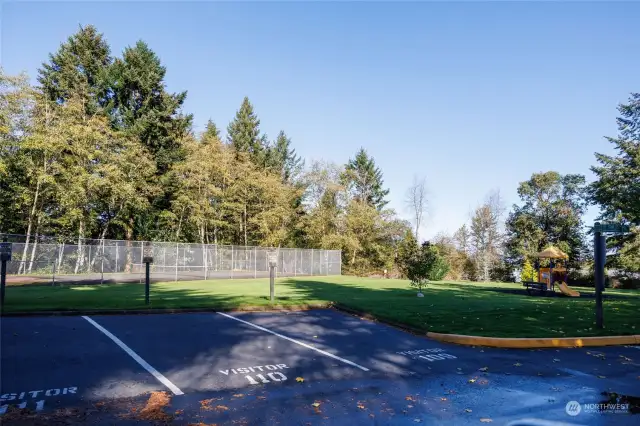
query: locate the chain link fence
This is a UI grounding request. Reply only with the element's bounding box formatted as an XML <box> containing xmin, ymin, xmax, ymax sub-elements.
<box><xmin>1</xmin><ymin>234</ymin><xmax>342</xmax><ymax>285</ymax></box>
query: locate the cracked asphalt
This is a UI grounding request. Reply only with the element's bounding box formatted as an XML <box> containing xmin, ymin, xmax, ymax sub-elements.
<box><xmin>1</xmin><ymin>309</ymin><xmax>639</xmax><ymax>425</ymax></box>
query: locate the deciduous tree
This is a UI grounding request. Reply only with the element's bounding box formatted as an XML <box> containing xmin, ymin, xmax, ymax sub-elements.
<box><xmin>405</xmin><ymin>175</ymin><xmax>428</xmax><ymax>241</ymax></box>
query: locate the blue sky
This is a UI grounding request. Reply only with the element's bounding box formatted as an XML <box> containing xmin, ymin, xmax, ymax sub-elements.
<box><xmin>2</xmin><ymin>1</ymin><xmax>638</xmax><ymax>240</ymax></box>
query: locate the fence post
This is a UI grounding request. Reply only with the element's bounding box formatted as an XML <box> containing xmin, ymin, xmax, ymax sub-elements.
<box><xmin>88</xmin><ymin>244</ymin><xmax>92</xmax><ymax>274</ymax></box>
<box><xmin>254</xmin><ymin>247</ymin><xmax>257</xmax><ymax>279</ymax></box>
<box><xmin>294</xmin><ymin>249</ymin><xmax>297</xmax><ymax>277</ymax></box>
<box><xmin>101</xmin><ymin>240</ymin><xmax>104</xmax><ymax>285</ymax></box>
<box><xmin>204</xmin><ymin>244</ymin><xmax>208</xmax><ymax>280</ymax></box>
<box><xmin>52</xmin><ymin>244</ymin><xmax>57</xmax><ymax>286</ymax></box>
<box><xmin>175</xmin><ymin>243</ymin><xmax>178</xmax><ymax>282</ymax></box>
<box><xmin>311</xmin><ymin>249</ymin><xmax>314</xmax><ymax>276</ymax></box>
<box><xmin>231</xmin><ymin>246</ymin><xmax>234</xmax><ymax>279</ymax></box>
<box><xmin>326</xmin><ymin>250</ymin><xmax>329</xmax><ymax>276</ymax></box>
<box><xmin>115</xmin><ymin>244</ymin><xmax>119</xmax><ymax>273</ymax></box>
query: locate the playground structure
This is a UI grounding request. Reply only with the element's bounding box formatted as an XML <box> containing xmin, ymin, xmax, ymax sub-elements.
<box><xmin>522</xmin><ymin>246</ymin><xmax>580</xmax><ymax>297</ymax></box>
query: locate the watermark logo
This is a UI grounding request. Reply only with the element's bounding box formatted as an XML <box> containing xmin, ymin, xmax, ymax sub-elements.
<box><xmin>565</xmin><ymin>401</ymin><xmax>581</xmax><ymax>416</ymax></box>
<box><xmin>565</xmin><ymin>400</ymin><xmax>630</xmax><ymax>416</ymax></box>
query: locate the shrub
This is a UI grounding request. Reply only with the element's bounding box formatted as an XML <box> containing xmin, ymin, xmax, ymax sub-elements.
<box><xmin>520</xmin><ymin>259</ymin><xmax>536</xmax><ymax>282</ymax></box>
<box><xmin>406</xmin><ymin>242</ymin><xmax>450</xmax><ymax>294</ymax></box>
<box><xmin>429</xmin><ymin>255</ymin><xmax>450</xmax><ymax>281</ymax></box>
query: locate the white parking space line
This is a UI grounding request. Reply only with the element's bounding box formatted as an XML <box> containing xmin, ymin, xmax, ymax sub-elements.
<box><xmin>217</xmin><ymin>312</ymin><xmax>370</xmax><ymax>372</ymax></box>
<box><xmin>82</xmin><ymin>316</ymin><xmax>184</xmax><ymax>395</ymax></box>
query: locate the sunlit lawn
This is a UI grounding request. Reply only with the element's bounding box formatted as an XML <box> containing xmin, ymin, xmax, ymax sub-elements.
<box><xmin>4</xmin><ymin>276</ymin><xmax>639</xmax><ymax>338</ymax></box>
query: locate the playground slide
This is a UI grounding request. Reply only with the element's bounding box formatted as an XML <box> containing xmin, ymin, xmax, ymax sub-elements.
<box><xmin>558</xmin><ymin>282</ymin><xmax>580</xmax><ymax>297</ymax></box>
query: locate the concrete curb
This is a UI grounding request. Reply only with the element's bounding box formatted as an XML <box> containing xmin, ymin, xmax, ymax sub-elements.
<box><xmin>332</xmin><ymin>304</ymin><xmax>640</xmax><ymax>349</ymax></box>
<box><xmin>426</xmin><ymin>332</ymin><xmax>640</xmax><ymax>348</ymax></box>
<box><xmin>0</xmin><ymin>302</ymin><xmax>333</xmax><ymax>317</ymax></box>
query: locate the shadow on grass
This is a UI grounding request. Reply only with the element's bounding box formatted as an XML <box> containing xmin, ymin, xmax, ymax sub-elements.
<box><xmin>275</xmin><ymin>278</ymin><xmax>640</xmax><ymax>338</ymax></box>
<box><xmin>439</xmin><ymin>282</ymin><xmax>638</xmax><ymax>301</ymax></box>
<box><xmin>2</xmin><ymin>281</ymin><xmax>316</xmax><ymax>314</ymax></box>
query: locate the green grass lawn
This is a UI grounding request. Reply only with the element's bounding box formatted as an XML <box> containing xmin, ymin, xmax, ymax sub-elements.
<box><xmin>3</xmin><ymin>276</ymin><xmax>639</xmax><ymax>338</ymax></box>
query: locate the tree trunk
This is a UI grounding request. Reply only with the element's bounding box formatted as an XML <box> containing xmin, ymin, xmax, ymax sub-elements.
<box><xmin>74</xmin><ymin>219</ymin><xmax>85</xmax><ymax>274</ymax></box>
<box><xmin>57</xmin><ymin>242</ymin><xmax>65</xmax><ymax>273</ymax></box>
<box><xmin>27</xmin><ymin>214</ymin><xmax>42</xmax><ymax>273</ymax></box>
<box><xmin>176</xmin><ymin>207</ymin><xmax>185</xmax><ymax>241</ymax></box>
<box><xmin>243</xmin><ymin>205</ymin><xmax>248</xmax><ymax>246</ymax></box>
<box><xmin>124</xmin><ymin>217</ymin><xmax>133</xmax><ymax>273</ymax></box>
<box><xmin>18</xmin><ymin>175</ymin><xmax>42</xmax><ymax>274</ymax></box>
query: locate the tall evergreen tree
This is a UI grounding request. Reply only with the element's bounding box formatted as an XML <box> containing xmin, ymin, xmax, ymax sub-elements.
<box><xmin>227</xmin><ymin>97</ymin><xmax>266</xmax><ymax>165</ymax></box>
<box><xmin>107</xmin><ymin>40</ymin><xmax>192</xmax><ymax>176</ymax></box>
<box><xmin>105</xmin><ymin>40</ymin><xmax>192</xmax><ymax>241</ymax></box>
<box><xmin>341</xmin><ymin>147</ymin><xmax>390</xmax><ymax>210</ymax></box>
<box><xmin>590</xmin><ymin>92</ymin><xmax>640</xmax><ymax>271</ymax></box>
<box><xmin>268</xmin><ymin>130</ymin><xmax>304</xmax><ymax>183</ymax></box>
<box><xmin>201</xmin><ymin>119</ymin><xmax>221</xmax><ymax>143</ymax></box>
<box><xmin>37</xmin><ymin>25</ymin><xmax>112</xmax><ymax>114</ymax></box>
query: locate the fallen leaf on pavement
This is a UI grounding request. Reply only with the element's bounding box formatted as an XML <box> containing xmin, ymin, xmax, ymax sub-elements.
<box><xmin>357</xmin><ymin>403</ymin><xmax>366</xmax><ymax>409</ymax></box>
<box><xmin>465</xmin><ymin>408</ymin><xmax>472</xmax><ymax>413</ymax></box>
<box><xmin>405</xmin><ymin>396</ymin><xmax>414</xmax><ymax>401</ymax></box>
<box><xmin>553</xmin><ymin>358</ymin><xmax>560</xmax><ymax>363</ymax></box>
<box><xmin>296</xmin><ymin>377</ymin><xmax>305</xmax><ymax>383</ymax></box>
<box><xmin>369</xmin><ymin>413</ymin><xmax>375</xmax><ymax>418</ymax></box>
<box><xmin>513</xmin><ymin>363</ymin><xmax>522</xmax><ymax>367</ymax></box>
<box><xmin>479</xmin><ymin>367</ymin><xmax>488</xmax><ymax>372</ymax></box>
<box><xmin>232</xmin><ymin>394</ymin><xmax>244</xmax><ymax>398</ymax></box>
<box><xmin>312</xmin><ymin>402</ymin><xmax>321</xmax><ymax>408</ymax></box>
<box><xmin>441</xmin><ymin>397</ymin><xmax>447</xmax><ymax>401</ymax></box>
<box><xmin>408</xmin><ymin>404</ymin><xmax>414</xmax><ymax>408</ymax></box>
<box><xmin>468</xmin><ymin>378</ymin><xmax>477</xmax><ymax>383</ymax></box>
<box><xmin>480</xmin><ymin>418</ymin><xmax>493</xmax><ymax>423</ymax></box>
<box><xmin>138</xmin><ymin>391</ymin><xmax>172</xmax><ymax>422</ymax></box>
<box><xmin>598</xmin><ymin>375</ymin><xmax>606</xmax><ymax>379</ymax></box>
<box><xmin>413</xmin><ymin>419</ymin><xmax>422</xmax><ymax>423</ymax></box>
<box><xmin>215</xmin><ymin>405</ymin><xmax>229</xmax><ymax>412</ymax></box>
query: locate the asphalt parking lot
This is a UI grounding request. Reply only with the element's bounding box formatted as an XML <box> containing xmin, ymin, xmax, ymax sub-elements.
<box><xmin>1</xmin><ymin>309</ymin><xmax>639</xmax><ymax>425</ymax></box>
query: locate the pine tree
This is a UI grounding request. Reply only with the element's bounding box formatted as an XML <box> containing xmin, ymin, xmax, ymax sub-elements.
<box><xmin>107</xmin><ymin>41</ymin><xmax>192</xmax><ymax>176</ymax></box>
<box><xmin>590</xmin><ymin>92</ymin><xmax>640</xmax><ymax>271</ymax></box>
<box><xmin>268</xmin><ymin>130</ymin><xmax>303</xmax><ymax>183</ymax></box>
<box><xmin>202</xmin><ymin>119</ymin><xmax>221</xmax><ymax>143</ymax></box>
<box><xmin>227</xmin><ymin>97</ymin><xmax>266</xmax><ymax>165</ymax></box>
<box><xmin>37</xmin><ymin>25</ymin><xmax>112</xmax><ymax>115</ymax></box>
<box><xmin>342</xmin><ymin>147</ymin><xmax>390</xmax><ymax>210</ymax></box>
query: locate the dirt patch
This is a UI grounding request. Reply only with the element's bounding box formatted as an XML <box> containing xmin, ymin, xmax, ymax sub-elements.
<box><xmin>6</xmin><ymin>275</ymin><xmax>51</xmax><ymax>285</ymax></box>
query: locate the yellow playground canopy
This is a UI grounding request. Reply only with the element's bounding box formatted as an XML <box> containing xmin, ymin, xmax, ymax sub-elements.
<box><xmin>536</xmin><ymin>246</ymin><xmax>568</xmax><ymax>259</ymax></box>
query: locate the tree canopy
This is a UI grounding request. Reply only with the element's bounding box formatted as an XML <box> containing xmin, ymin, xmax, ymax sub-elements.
<box><xmin>2</xmin><ymin>24</ymin><xmax>638</xmax><ymax>280</ymax></box>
